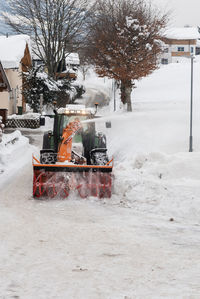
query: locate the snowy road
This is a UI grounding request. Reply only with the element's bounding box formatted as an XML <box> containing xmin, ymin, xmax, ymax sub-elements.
<box><xmin>1</xmin><ymin>155</ymin><xmax>200</xmax><ymax>298</ymax></box>
<box><xmin>2</xmin><ymin>64</ymin><xmax>200</xmax><ymax>298</ymax></box>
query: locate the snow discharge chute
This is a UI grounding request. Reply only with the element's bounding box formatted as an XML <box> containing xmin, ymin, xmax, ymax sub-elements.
<box><xmin>32</xmin><ymin>105</ymin><xmax>113</xmax><ymax>199</ymax></box>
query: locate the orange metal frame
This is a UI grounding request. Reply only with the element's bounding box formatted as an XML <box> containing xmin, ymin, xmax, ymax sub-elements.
<box><xmin>32</xmin><ymin>155</ymin><xmax>113</xmax><ymax>170</ymax></box>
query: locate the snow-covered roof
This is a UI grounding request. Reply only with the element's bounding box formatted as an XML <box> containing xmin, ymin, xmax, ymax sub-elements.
<box><xmin>65</xmin><ymin>53</ymin><xmax>80</xmax><ymax>65</ymax></box>
<box><xmin>164</xmin><ymin>27</ymin><xmax>200</xmax><ymax>40</ymax></box>
<box><xmin>0</xmin><ymin>35</ymin><xmax>31</xmax><ymax>69</ymax></box>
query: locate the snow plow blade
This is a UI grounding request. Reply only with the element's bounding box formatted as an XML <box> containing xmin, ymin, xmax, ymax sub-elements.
<box><xmin>32</xmin><ymin>156</ymin><xmax>113</xmax><ymax>199</ymax></box>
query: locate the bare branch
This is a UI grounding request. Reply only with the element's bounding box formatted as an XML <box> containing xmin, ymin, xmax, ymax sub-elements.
<box><xmin>1</xmin><ymin>0</ymin><xmax>93</xmax><ymax>78</ymax></box>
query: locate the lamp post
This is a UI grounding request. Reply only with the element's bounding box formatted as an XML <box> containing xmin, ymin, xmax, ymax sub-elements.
<box><xmin>189</xmin><ymin>55</ymin><xmax>194</xmax><ymax>152</ymax></box>
<box><xmin>113</xmin><ymin>79</ymin><xmax>116</xmax><ymax>111</ymax></box>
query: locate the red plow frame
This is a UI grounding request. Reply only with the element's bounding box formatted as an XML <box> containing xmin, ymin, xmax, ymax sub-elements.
<box><xmin>32</xmin><ymin>156</ymin><xmax>113</xmax><ymax>199</ymax></box>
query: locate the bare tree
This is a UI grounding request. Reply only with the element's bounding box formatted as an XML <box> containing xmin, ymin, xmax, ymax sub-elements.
<box><xmin>2</xmin><ymin>0</ymin><xmax>93</xmax><ymax>78</ymax></box>
<box><xmin>85</xmin><ymin>0</ymin><xmax>168</xmax><ymax>111</ymax></box>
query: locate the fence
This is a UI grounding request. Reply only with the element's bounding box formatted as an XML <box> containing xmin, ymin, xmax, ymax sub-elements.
<box><xmin>6</xmin><ymin>118</ymin><xmax>40</xmax><ymax>129</ymax></box>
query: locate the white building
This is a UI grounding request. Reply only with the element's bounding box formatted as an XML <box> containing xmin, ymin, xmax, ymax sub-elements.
<box><xmin>161</xmin><ymin>27</ymin><xmax>200</xmax><ymax>64</ymax></box>
<box><xmin>65</xmin><ymin>53</ymin><xmax>80</xmax><ymax>68</ymax></box>
<box><xmin>0</xmin><ymin>35</ymin><xmax>32</xmax><ymax>115</ymax></box>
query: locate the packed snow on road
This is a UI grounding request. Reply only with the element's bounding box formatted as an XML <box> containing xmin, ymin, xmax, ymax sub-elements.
<box><xmin>1</xmin><ymin>60</ymin><xmax>200</xmax><ymax>298</ymax></box>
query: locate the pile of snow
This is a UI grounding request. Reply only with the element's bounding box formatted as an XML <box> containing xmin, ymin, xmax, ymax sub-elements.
<box><xmin>0</xmin><ymin>130</ymin><xmax>35</xmax><ymax>186</ymax></box>
<box><xmin>112</xmin><ymin>152</ymin><xmax>200</xmax><ymax>222</ymax></box>
<box><xmin>7</xmin><ymin>113</ymin><xmax>41</xmax><ymax>119</ymax></box>
<box><xmin>0</xmin><ymin>114</ymin><xmax>53</xmax><ymax>185</ymax></box>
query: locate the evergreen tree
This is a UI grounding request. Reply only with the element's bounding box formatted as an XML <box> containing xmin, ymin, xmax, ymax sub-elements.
<box><xmin>23</xmin><ymin>66</ymin><xmax>71</xmax><ymax>112</ymax></box>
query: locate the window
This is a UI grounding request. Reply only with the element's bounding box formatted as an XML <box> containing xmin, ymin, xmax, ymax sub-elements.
<box><xmin>191</xmin><ymin>47</ymin><xmax>194</xmax><ymax>53</ymax></box>
<box><xmin>164</xmin><ymin>48</ymin><xmax>169</xmax><ymax>53</ymax></box>
<box><xmin>178</xmin><ymin>47</ymin><xmax>184</xmax><ymax>52</ymax></box>
<box><xmin>161</xmin><ymin>58</ymin><xmax>168</xmax><ymax>65</ymax></box>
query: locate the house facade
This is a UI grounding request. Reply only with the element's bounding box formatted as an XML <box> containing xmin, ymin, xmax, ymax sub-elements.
<box><xmin>161</xmin><ymin>27</ymin><xmax>200</xmax><ymax>64</ymax></box>
<box><xmin>0</xmin><ymin>35</ymin><xmax>32</xmax><ymax>115</ymax></box>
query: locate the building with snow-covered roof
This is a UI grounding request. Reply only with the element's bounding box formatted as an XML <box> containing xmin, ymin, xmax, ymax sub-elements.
<box><xmin>0</xmin><ymin>35</ymin><xmax>32</xmax><ymax>116</ymax></box>
<box><xmin>32</xmin><ymin>46</ymin><xmax>80</xmax><ymax>81</ymax></box>
<box><xmin>56</xmin><ymin>53</ymin><xmax>80</xmax><ymax>80</ymax></box>
<box><xmin>65</xmin><ymin>53</ymin><xmax>80</xmax><ymax>67</ymax></box>
<box><xmin>161</xmin><ymin>27</ymin><xmax>200</xmax><ymax>64</ymax></box>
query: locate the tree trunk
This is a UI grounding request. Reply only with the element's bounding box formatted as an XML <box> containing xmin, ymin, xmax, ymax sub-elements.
<box><xmin>120</xmin><ymin>80</ymin><xmax>132</xmax><ymax>111</ymax></box>
<box><xmin>83</xmin><ymin>70</ymin><xmax>86</xmax><ymax>80</ymax></box>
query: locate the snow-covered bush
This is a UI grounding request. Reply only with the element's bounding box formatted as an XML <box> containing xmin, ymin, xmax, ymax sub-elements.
<box><xmin>23</xmin><ymin>66</ymin><xmax>72</xmax><ymax>112</ymax></box>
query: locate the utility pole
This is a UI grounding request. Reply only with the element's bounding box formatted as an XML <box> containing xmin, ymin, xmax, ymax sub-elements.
<box><xmin>113</xmin><ymin>79</ymin><xmax>116</xmax><ymax>111</ymax></box>
<box><xmin>189</xmin><ymin>55</ymin><xmax>194</xmax><ymax>152</ymax></box>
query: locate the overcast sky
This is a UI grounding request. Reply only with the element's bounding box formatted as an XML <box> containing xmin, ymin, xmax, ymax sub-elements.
<box><xmin>152</xmin><ymin>0</ymin><xmax>200</xmax><ymax>27</ymax></box>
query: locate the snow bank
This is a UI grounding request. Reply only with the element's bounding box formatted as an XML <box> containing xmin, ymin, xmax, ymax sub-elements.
<box><xmin>0</xmin><ymin>130</ymin><xmax>35</xmax><ymax>186</ymax></box>
<box><xmin>0</xmin><ymin>130</ymin><xmax>21</xmax><ymax>146</ymax></box>
<box><xmin>8</xmin><ymin>113</ymin><xmax>41</xmax><ymax>119</ymax></box>
<box><xmin>111</xmin><ymin>151</ymin><xmax>200</xmax><ymax>223</ymax></box>
<box><xmin>0</xmin><ymin>115</ymin><xmax>53</xmax><ymax>185</ymax></box>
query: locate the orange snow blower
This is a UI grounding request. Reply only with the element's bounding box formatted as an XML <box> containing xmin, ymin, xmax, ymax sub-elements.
<box><xmin>32</xmin><ymin>105</ymin><xmax>113</xmax><ymax>199</ymax></box>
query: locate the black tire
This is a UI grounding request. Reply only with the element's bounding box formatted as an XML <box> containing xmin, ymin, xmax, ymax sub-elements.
<box><xmin>40</xmin><ymin>149</ymin><xmax>56</xmax><ymax>164</ymax></box>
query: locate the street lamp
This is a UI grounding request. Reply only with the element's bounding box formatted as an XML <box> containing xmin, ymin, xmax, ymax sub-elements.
<box><xmin>113</xmin><ymin>79</ymin><xmax>116</xmax><ymax>111</ymax></box>
<box><xmin>189</xmin><ymin>55</ymin><xmax>194</xmax><ymax>152</ymax></box>
<box><xmin>112</xmin><ymin>79</ymin><xmax>118</xmax><ymax>111</ymax></box>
